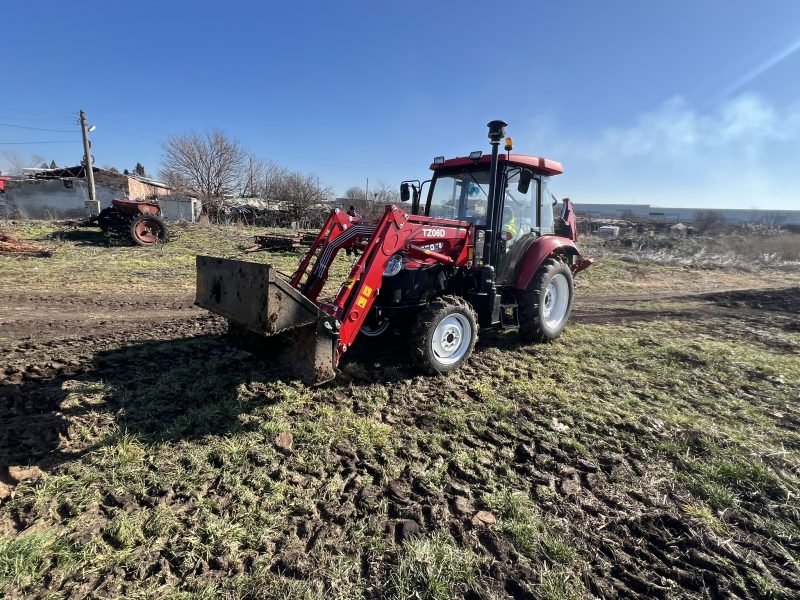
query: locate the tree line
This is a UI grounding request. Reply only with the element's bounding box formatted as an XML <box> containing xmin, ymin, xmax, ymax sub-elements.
<box><xmin>340</xmin><ymin>182</ymin><xmax>401</xmax><ymax>219</ymax></box>
<box><xmin>159</xmin><ymin>129</ymin><xmax>328</xmax><ymax>221</ymax></box>
<box><xmin>159</xmin><ymin>129</ymin><xmax>400</xmax><ymax>221</ymax></box>
<box><xmin>1</xmin><ymin>131</ymin><xmax>403</xmax><ymax>224</ymax></box>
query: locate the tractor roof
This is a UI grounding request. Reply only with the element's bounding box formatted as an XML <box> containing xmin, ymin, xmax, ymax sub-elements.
<box><xmin>431</xmin><ymin>153</ymin><xmax>563</xmax><ymax>176</ymax></box>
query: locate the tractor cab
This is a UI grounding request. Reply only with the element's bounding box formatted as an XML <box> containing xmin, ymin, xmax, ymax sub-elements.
<box><xmin>403</xmin><ymin>145</ymin><xmax>567</xmax><ymax>286</ymax></box>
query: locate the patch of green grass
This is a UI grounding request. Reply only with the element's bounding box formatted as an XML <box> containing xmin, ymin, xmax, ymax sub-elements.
<box><xmin>677</xmin><ymin>454</ymin><xmax>787</xmax><ymax>510</ymax></box>
<box><xmin>536</xmin><ymin>565</ymin><xmax>588</xmax><ymax>600</ymax></box>
<box><xmin>324</xmin><ymin>554</ymin><xmax>363</xmax><ymax>600</ymax></box>
<box><xmin>682</xmin><ymin>503</ymin><xmax>727</xmax><ymax>534</ymax></box>
<box><xmin>745</xmin><ymin>571</ymin><xmax>783</xmax><ymax>599</ymax></box>
<box><xmin>183</xmin><ymin>511</ymin><xmax>247</xmax><ymax>562</ymax></box>
<box><xmin>292</xmin><ymin>404</ymin><xmax>393</xmax><ymax>456</ymax></box>
<box><xmin>389</xmin><ymin>531</ymin><xmax>479</xmax><ymax>600</ymax></box>
<box><xmin>0</xmin><ymin>221</ymin><xmax>355</xmax><ymax>297</ymax></box>
<box><xmin>143</xmin><ymin>505</ymin><xmax>179</xmax><ymax>539</ymax></box>
<box><xmin>0</xmin><ymin>530</ymin><xmax>79</xmax><ymax>591</ymax></box>
<box><xmin>482</xmin><ymin>489</ymin><xmax>580</xmax><ymax>567</ymax></box>
<box><xmin>105</xmin><ymin>512</ymin><xmax>145</xmax><ymax>549</ymax></box>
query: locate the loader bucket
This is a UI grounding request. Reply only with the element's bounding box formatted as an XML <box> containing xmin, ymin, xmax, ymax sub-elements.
<box><xmin>195</xmin><ymin>255</ymin><xmax>338</xmax><ymax>384</ymax></box>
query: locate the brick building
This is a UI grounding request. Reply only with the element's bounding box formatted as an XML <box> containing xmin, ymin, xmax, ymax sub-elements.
<box><xmin>1</xmin><ymin>166</ymin><xmax>173</xmax><ymax>219</ymax></box>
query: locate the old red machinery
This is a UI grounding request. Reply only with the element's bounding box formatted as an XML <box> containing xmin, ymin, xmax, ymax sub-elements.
<box><xmin>87</xmin><ymin>198</ymin><xmax>169</xmax><ymax>246</ymax></box>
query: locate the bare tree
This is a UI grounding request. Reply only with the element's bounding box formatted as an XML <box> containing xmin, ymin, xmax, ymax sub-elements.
<box><xmin>240</xmin><ymin>156</ymin><xmax>291</xmax><ymax>200</ymax></box>
<box><xmin>160</xmin><ymin>129</ymin><xmax>246</xmax><ymax>211</ymax></box>
<box><xmin>371</xmin><ymin>180</ymin><xmax>401</xmax><ymax>208</ymax></box>
<box><xmin>274</xmin><ymin>171</ymin><xmax>331</xmax><ymax>224</ymax></box>
<box><xmin>343</xmin><ymin>186</ymin><xmax>368</xmax><ymax>216</ymax></box>
<box><xmin>343</xmin><ymin>181</ymin><xmax>399</xmax><ymax>218</ymax></box>
<box><xmin>259</xmin><ymin>160</ymin><xmax>291</xmax><ymax>201</ymax></box>
<box><xmin>240</xmin><ymin>155</ymin><xmax>264</xmax><ymax>198</ymax></box>
<box><xmin>1</xmin><ymin>151</ymin><xmax>47</xmax><ymax>176</ymax></box>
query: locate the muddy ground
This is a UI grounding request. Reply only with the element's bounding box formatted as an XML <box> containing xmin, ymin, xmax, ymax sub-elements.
<box><xmin>1</xmin><ymin>225</ymin><xmax>799</xmax><ymax>599</ymax></box>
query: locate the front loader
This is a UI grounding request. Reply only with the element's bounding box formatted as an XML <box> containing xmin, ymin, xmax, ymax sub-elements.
<box><xmin>196</xmin><ymin>120</ymin><xmax>593</xmax><ymax>383</ymax></box>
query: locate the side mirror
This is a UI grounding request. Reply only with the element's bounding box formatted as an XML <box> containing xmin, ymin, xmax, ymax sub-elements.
<box><xmin>400</xmin><ymin>182</ymin><xmax>410</xmax><ymax>202</ymax></box>
<box><xmin>517</xmin><ymin>169</ymin><xmax>533</xmax><ymax>194</ymax></box>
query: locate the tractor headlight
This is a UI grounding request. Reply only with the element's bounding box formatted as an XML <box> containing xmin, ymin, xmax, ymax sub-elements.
<box><xmin>383</xmin><ymin>253</ymin><xmax>404</xmax><ymax>277</ymax></box>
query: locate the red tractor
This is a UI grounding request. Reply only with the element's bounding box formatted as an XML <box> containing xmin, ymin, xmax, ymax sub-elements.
<box><xmin>196</xmin><ymin>120</ymin><xmax>592</xmax><ymax>382</ymax></box>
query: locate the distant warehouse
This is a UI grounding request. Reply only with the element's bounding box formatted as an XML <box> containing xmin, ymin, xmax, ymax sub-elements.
<box><xmin>572</xmin><ymin>202</ymin><xmax>800</xmax><ymax>227</ymax></box>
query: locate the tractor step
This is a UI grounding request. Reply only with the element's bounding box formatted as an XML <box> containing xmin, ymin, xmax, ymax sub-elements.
<box><xmin>500</xmin><ymin>303</ymin><xmax>519</xmax><ymax>328</ymax></box>
<box><xmin>195</xmin><ymin>255</ymin><xmax>339</xmax><ymax>384</ymax></box>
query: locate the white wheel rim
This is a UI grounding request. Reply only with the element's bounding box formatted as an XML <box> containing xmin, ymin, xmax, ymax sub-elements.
<box><xmin>543</xmin><ymin>274</ymin><xmax>570</xmax><ymax>328</ymax></box>
<box><xmin>431</xmin><ymin>314</ymin><xmax>471</xmax><ymax>365</ymax></box>
<box><xmin>361</xmin><ymin>319</ymin><xmax>390</xmax><ymax>337</ymax></box>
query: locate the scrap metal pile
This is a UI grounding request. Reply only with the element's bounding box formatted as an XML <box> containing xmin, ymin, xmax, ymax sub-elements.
<box><xmin>0</xmin><ymin>230</ymin><xmax>51</xmax><ymax>257</ymax></box>
<box><xmin>244</xmin><ymin>231</ymin><xmax>318</xmax><ymax>253</ymax></box>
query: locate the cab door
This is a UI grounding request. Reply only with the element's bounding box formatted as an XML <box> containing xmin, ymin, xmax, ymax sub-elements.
<box><xmin>495</xmin><ymin>170</ymin><xmax>540</xmax><ymax>285</ymax></box>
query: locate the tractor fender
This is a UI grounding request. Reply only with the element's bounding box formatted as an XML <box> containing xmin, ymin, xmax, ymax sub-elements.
<box><xmin>513</xmin><ymin>236</ymin><xmax>581</xmax><ymax>291</ymax></box>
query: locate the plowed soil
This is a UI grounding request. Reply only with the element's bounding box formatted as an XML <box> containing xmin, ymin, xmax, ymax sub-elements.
<box><xmin>1</xmin><ymin>223</ymin><xmax>799</xmax><ymax>599</ymax></box>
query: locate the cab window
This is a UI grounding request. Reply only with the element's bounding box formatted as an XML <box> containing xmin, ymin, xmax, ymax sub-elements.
<box><xmin>427</xmin><ymin>168</ymin><xmax>490</xmax><ymax>224</ymax></box>
<box><xmin>540</xmin><ymin>178</ymin><xmax>557</xmax><ymax>235</ymax></box>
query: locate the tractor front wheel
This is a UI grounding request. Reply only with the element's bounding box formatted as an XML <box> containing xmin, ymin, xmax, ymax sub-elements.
<box><xmin>360</xmin><ymin>318</ymin><xmax>391</xmax><ymax>338</ymax></box>
<box><xmin>95</xmin><ymin>207</ymin><xmax>119</xmax><ymax>233</ymax></box>
<box><xmin>413</xmin><ymin>296</ymin><xmax>478</xmax><ymax>374</ymax></box>
<box><xmin>129</xmin><ymin>214</ymin><xmax>169</xmax><ymax>246</ymax></box>
<box><xmin>517</xmin><ymin>258</ymin><xmax>574</xmax><ymax>343</ymax></box>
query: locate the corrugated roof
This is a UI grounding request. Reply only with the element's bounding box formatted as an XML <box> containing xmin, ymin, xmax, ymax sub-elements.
<box><xmin>26</xmin><ymin>166</ymin><xmax>169</xmax><ymax>189</ymax></box>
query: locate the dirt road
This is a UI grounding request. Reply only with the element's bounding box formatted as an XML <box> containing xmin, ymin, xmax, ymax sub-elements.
<box><xmin>3</xmin><ymin>282</ymin><xmax>796</xmax><ymax>472</ymax></box>
<box><xmin>3</xmin><ymin>282</ymin><xmax>797</xmax><ymax>347</ymax></box>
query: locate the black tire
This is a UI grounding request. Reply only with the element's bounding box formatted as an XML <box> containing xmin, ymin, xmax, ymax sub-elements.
<box><xmin>360</xmin><ymin>318</ymin><xmax>391</xmax><ymax>338</ymax></box>
<box><xmin>96</xmin><ymin>207</ymin><xmax>125</xmax><ymax>233</ymax></box>
<box><xmin>95</xmin><ymin>207</ymin><xmax>112</xmax><ymax>232</ymax></box>
<box><xmin>412</xmin><ymin>295</ymin><xmax>478</xmax><ymax>374</ymax></box>
<box><xmin>128</xmin><ymin>214</ymin><xmax>169</xmax><ymax>246</ymax></box>
<box><xmin>517</xmin><ymin>258</ymin><xmax>574</xmax><ymax>343</ymax></box>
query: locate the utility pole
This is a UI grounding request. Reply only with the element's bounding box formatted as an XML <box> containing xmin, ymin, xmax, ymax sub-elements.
<box><xmin>79</xmin><ymin>110</ymin><xmax>98</xmax><ymax>215</ymax></box>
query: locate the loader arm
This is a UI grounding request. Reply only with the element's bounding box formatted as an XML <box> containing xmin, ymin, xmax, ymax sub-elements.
<box><xmin>289</xmin><ymin>205</ymin><xmax>470</xmax><ymax>360</ymax></box>
<box><xmin>197</xmin><ymin>205</ymin><xmax>469</xmax><ymax>383</ymax></box>
<box><xmin>290</xmin><ymin>209</ymin><xmax>376</xmax><ymax>301</ymax></box>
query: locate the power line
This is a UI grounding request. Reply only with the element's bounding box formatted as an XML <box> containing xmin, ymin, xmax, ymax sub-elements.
<box><xmin>0</xmin><ymin>122</ymin><xmax>75</xmax><ymax>133</ymax></box>
<box><xmin>0</xmin><ymin>140</ymin><xmax>81</xmax><ymax>145</ymax></box>
<box><xmin>0</xmin><ymin>112</ymin><xmax>75</xmax><ymax>122</ymax></box>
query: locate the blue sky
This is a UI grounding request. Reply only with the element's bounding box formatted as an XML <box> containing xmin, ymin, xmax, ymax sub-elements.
<box><xmin>2</xmin><ymin>1</ymin><xmax>799</xmax><ymax>209</ymax></box>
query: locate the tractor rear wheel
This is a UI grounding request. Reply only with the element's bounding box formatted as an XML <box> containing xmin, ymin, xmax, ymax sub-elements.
<box><xmin>129</xmin><ymin>214</ymin><xmax>169</xmax><ymax>246</ymax></box>
<box><xmin>413</xmin><ymin>296</ymin><xmax>478</xmax><ymax>374</ymax></box>
<box><xmin>517</xmin><ymin>258</ymin><xmax>574</xmax><ymax>343</ymax></box>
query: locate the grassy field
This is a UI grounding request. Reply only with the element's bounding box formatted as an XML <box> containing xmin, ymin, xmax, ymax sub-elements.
<box><xmin>1</xmin><ymin>221</ymin><xmax>799</xmax><ymax>599</ymax></box>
